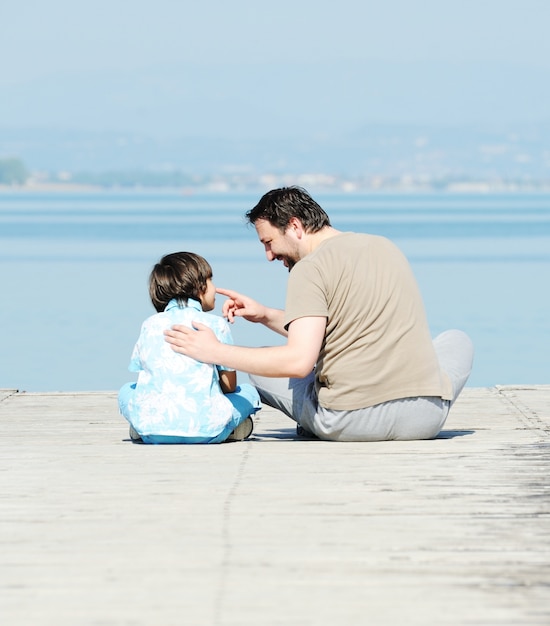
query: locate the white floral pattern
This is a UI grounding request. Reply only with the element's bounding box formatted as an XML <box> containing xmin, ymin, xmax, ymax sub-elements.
<box><xmin>120</xmin><ymin>298</ymin><xmax>236</xmax><ymax>438</ymax></box>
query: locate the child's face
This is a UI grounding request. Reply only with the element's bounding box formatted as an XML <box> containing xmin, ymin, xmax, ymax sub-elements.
<box><xmin>201</xmin><ymin>278</ymin><xmax>216</xmax><ymax>312</ymax></box>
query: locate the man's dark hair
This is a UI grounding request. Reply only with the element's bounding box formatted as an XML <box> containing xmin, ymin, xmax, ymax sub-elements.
<box><xmin>149</xmin><ymin>252</ymin><xmax>212</xmax><ymax>312</ymax></box>
<box><xmin>245</xmin><ymin>186</ymin><xmax>331</xmax><ymax>233</ymax></box>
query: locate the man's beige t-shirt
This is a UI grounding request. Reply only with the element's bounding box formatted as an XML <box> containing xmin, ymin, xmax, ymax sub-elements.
<box><xmin>284</xmin><ymin>233</ymin><xmax>452</xmax><ymax>410</ymax></box>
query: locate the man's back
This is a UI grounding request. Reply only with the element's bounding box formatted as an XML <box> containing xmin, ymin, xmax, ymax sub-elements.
<box><xmin>284</xmin><ymin>232</ymin><xmax>452</xmax><ymax>410</ymax></box>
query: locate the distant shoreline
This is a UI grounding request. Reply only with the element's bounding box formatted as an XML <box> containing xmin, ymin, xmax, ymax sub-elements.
<box><xmin>2</xmin><ymin>182</ymin><xmax>550</xmax><ymax>195</ymax></box>
<box><xmin>0</xmin><ymin>182</ymin><xmax>101</xmax><ymax>193</ymax></box>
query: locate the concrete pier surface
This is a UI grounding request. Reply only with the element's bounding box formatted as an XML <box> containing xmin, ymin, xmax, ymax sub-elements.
<box><xmin>0</xmin><ymin>385</ymin><xmax>549</xmax><ymax>626</ymax></box>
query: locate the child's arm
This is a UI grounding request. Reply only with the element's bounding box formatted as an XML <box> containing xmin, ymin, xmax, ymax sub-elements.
<box><xmin>219</xmin><ymin>370</ymin><xmax>237</xmax><ymax>394</ymax></box>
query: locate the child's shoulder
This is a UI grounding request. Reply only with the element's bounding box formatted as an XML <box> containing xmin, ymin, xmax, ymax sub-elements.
<box><xmin>198</xmin><ymin>310</ymin><xmax>229</xmax><ymax>329</ymax></box>
<box><xmin>164</xmin><ymin>306</ymin><xmax>227</xmax><ymax>328</ymax></box>
<box><xmin>141</xmin><ymin>306</ymin><xmax>229</xmax><ymax>331</ymax></box>
<box><xmin>140</xmin><ymin>310</ymin><xmax>171</xmax><ymax>330</ymax></box>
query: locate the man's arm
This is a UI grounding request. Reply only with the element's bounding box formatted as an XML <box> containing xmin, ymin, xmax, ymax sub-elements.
<box><xmin>164</xmin><ymin>315</ymin><xmax>326</xmax><ymax>378</ymax></box>
<box><xmin>216</xmin><ymin>287</ymin><xmax>287</xmax><ymax>337</ymax></box>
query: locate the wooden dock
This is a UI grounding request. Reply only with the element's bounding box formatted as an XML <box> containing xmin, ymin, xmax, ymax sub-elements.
<box><xmin>1</xmin><ymin>386</ymin><xmax>549</xmax><ymax>625</ymax></box>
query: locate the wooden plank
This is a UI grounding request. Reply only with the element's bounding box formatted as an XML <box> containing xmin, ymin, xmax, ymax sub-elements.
<box><xmin>0</xmin><ymin>388</ymin><xmax>549</xmax><ymax>625</ymax></box>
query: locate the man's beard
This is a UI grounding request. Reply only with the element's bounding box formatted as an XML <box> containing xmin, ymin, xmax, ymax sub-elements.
<box><xmin>284</xmin><ymin>257</ymin><xmax>296</xmax><ymax>271</ymax></box>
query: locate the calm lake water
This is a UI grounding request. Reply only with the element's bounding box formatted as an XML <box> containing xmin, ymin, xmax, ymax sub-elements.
<box><xmin>1</xmin><ymin>190</ymin><xmax>548</xmax><ymax>391</ymax></box>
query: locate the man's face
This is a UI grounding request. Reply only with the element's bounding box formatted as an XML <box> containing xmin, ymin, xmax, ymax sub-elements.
<box><xmin>254</xmin><ymin>218</ymin><xmax>301</xmax><ymax>271</ymax></box>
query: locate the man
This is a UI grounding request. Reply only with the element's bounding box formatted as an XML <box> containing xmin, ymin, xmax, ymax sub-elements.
<box><xmin>165</xmin><ymin>186</ymin><xmax>474</xmax><ymax>441</ymax></box>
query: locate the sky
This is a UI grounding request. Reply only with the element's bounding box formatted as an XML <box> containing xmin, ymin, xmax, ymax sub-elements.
<box><xmin>1</xmin><ymin>0</ymin><xmax>550</xmax><ymax>139</ymax></box>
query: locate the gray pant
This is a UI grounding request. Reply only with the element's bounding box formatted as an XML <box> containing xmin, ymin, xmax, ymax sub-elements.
<box><xmin>249</xmin><ymin>330</ymin><xmax>474</xmax><ymax>441</ymax></box>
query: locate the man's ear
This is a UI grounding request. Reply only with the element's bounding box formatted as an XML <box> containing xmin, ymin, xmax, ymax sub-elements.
<box><xmin>287</xmin><ymin>216</ymin><xmax>304</xmax><ymax>238</ymax></box>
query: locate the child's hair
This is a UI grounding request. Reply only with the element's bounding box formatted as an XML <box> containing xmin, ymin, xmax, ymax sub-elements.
<box><xmin>149</xmin><ymin>252</ymin><xmax>213</xmax><ymax>312</ymax></box>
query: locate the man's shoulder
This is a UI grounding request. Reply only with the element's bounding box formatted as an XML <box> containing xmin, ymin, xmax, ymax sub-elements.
<box><xmin>317</xmin><ymin>231</ymin><xmax>385</xmax><ymax>250</ymax></box>
<box><xmin>326</xmin><ymin>232</ymin><xmax>400</xmax><ymax>257</ymax></box>
<box><xmin>305</xmin><ymin>232</ymin><xmax>389</xmax><ymax>262</ymax></box>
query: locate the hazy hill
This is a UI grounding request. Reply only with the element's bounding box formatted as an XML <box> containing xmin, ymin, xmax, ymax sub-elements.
<box><xmin>1</xmin><ymin>123</ymin><xmax>549</xmax><ymax>185</ymax></box>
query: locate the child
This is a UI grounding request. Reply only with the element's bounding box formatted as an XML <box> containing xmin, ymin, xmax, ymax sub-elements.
<box><xmin>118</xmin><ymin>252</ymin><xmax>261</xmax><ymax>444</ymax></box>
